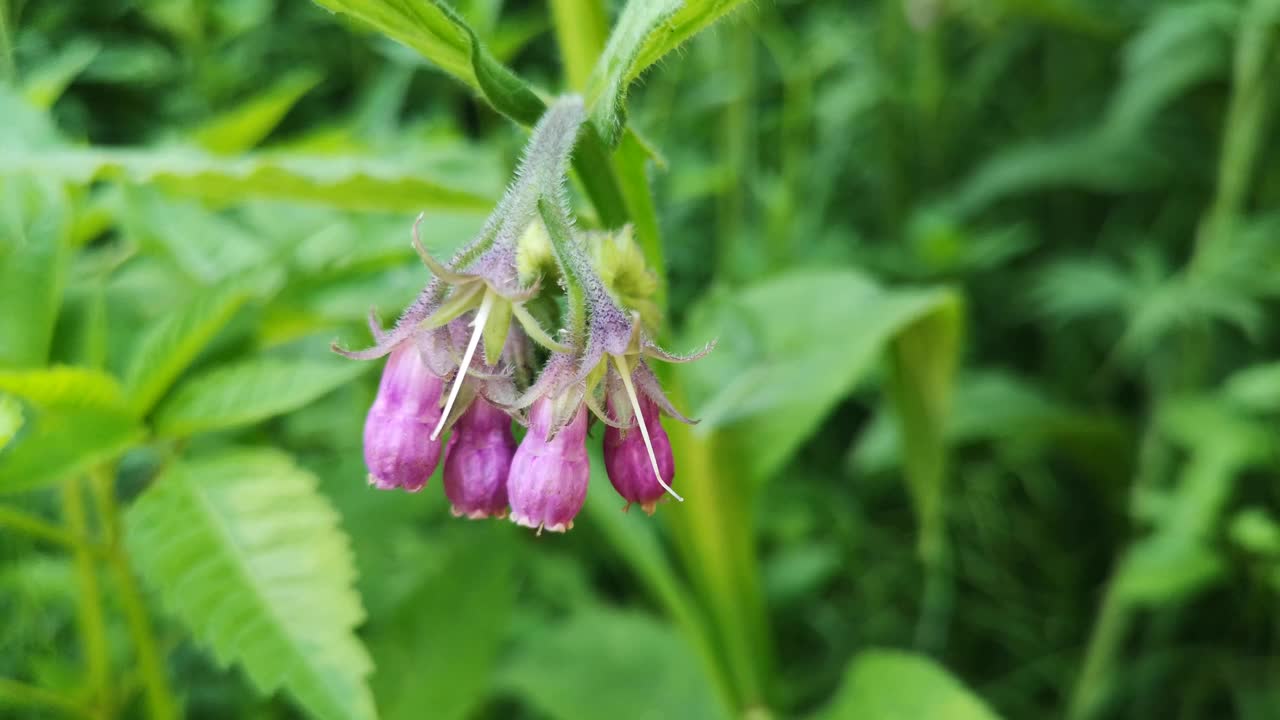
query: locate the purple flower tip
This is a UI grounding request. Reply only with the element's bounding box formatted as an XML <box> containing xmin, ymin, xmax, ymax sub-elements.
<box><xmin>507</xmin><ymin>398</ymin><xmax>590</xmax><ymax>533</ymax></box>
<box><xmin>364</xmin><ymin>343</ymin><xmax>445</xmax><ymax>492</ymax></box>
<box><xmin>604</xmin><ymin>395</ymin><xmax>675</xmax><ymax>515</ymax></box>
<box><xmin>443</xmin><ymin>397</ymin><xmax>517</xmax><ymax>519</ymax></box>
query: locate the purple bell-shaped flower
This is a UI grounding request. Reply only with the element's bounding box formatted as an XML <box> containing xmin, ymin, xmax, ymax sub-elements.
<box><xmin>507</xmin><ymin>396</ymin><xmax>590</xmax><ymax>533</ymax></box>
<box><xmin>363</xmin><ymin>343</ymin><xmax>445</xmax><ymax>491</ymax></box>
<box><xmin>603</xmin><ymin>393</ymin><xmax>675</xmax><ymax>514</ymax></box>
<box><xmin>443</xmin><ymin>397</ymin><xmax>517</xmax><ymax>518</ymax></box>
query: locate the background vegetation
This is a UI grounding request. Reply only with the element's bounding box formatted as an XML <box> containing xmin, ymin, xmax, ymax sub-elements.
<box><xmin>2</xmin><ymin>0</ymin><xmax>1280</xmax><ymax>718</ymax></box>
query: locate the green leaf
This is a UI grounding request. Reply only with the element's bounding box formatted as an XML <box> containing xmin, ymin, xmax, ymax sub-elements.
<box><xmin>627</xmin><ymin>0</ymin><xmax>752</xmax><ymax>84</ymax></box>
<box><xmin>192</xmin><ymin>72</ymin><xmax>322</xmax><ymax>154</ymax></box>
<box><xmin>0</xmin><ymin>366</ymin><xmax>126</xmax><ymax>412</ymax></box>
<box><xmin>0</xmin><ymin>147</ymin><xmax>494</xmax><ymax>212</ymax></box>
<box><xmin>0</xmin><ymin>395</ymin><xmax>23</xmax><ymax>451</ymax></box>
<box><xmin>681</xmin><ymin>269</ymin><xmax>962</xmax><ymax>484</ymax></box>
<box><xmin>814</xmin><ymin>650</ymin><xmax>1002</xmax><ymax>720</ymax></box>
<box><xmin>945</xmin><ymin>134</ymin><xmax>1166</xmax><ymax>220</ymax></box>
<box><xmin>124</xmin><ymin>449</ymin><xmax>375</xmax><ymax>720</ymax></box>
<box><xmin>0</xmin><ymin>177</ymin><xmax>72</xmax><ymax>368</ymax></box>
<box><xmin>311</xmin><ymin>0</ymin><xmax>474</xmax><ymax>86</ymax></box>
<box><xmin>585</xmin><ymin>0</ymin><xmax>682</xmax><ymax>146</ymax></box>
<box><xmin>499</xmin><ymin>608</ymin><xmax>732</xmax><ymax>720</ymax></box>
<box><xmin>153</xmin><ymin>357</ymin><xmax>371</xmax><ymax>437</ymax></box>
<box><xmin>311</xmin><ymin>0</ymin><xmax>544</xmax><ymax>124</ymax></box>
<box><xmin>0</xmin><ymin>409</ymin><xmax>144</xmax><ymax>494</ymax></box>
<box><xmin>1224</xmin><ymin>361</ymin><xmax>1280</xmax><ymax>413</ymax></box>
<box><xmin>886</xmin><ymin>292</ymin><xmax>962</xmax><ymax>561</ymax></box>
<box><xmin>369</xmin><ymin>527</ymin><xmax>516</xmax><ymax>720</ymax></box>
<box><xmin>122</xmin><ymin>283</ymin><xmax>248</xmax><ymax>416</ymax></box>
<box><xmin>1114</xmin><ymin>537</ymin><xmax>1224</xmax><ymax>605</ymax></box>
<box><xmin>22</xmin><ymin>39</ymin><xmax>101</xmax><ymax>110</ymax></box>
<box><xmin>1230</xmin><ymin>507</ymin><xmax>1280</xmax><ymax>556</ymax></box>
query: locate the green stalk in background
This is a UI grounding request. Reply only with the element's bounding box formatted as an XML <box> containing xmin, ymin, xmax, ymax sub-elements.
<box><xmin>92</xmin><ymin>466</ymin><xmax>177</xmax><ymax>720</ymax></box>
<box><xmin>62</xmin><ymin>479</ymin><xmax>112</xmax><ymax>716</ymax></box>
<box><xmin>546</xmin><ymin>3</ymin><xmax>772</xmax><ymax>713</ymax></box>
<box><xmin>549</xmin><ymin>0</ymin><xmax>608</xmax><ymax>91</ymax></box>
<box><xmin>1194</xmin><ymin>0</ymin><xmax>1279</xmax><ymax>266</ymax></box>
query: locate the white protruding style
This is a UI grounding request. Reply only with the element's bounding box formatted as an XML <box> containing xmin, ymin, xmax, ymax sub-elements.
<box><xmin>431</xmin><ymin>291</ymin><xmax>495</xmax><ymax>441</ymax></box>
<box><xmin>613</xmin><ymin>354</ymin><xmax>684</xmax><ymax>503</ymax></box>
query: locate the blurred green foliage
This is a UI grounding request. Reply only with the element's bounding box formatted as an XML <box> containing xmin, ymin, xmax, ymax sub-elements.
<box><xmin>2</xmin><ymin>0</ymin><xmax>1280</xmax><ymax>719</ymax></box>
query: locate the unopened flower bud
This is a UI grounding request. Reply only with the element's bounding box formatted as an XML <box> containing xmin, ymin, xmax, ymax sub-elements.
<box><xmin>604</xmin><ymin>395</ymin><xmax>675</xmax><ymax>514</ymax></box>
<box><xmin>443</xmin><ymin>397</ymin><xmax>516</xmax><ymax>518</ymax></box>
<box><xmin>364</xmin><ymin>344</ymin><xmax>445</xmax><ymax>491</ymax></box>
<box><xmin>507</xmin><ymin>397</ymin><xmax>589</xmax><ymax>533</ymax></box>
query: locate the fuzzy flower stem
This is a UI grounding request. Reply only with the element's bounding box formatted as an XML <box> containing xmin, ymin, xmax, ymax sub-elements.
<box><xmin>613</xmin><ymin>353</ymin><xmax>683</xmax><ymax>503</ymax></box>
<box><xmin>537</xmin><ymin>198</ymin><xmax>587</xmax><ymax>339</ymax></box>
<box><xmin>432</xmin><ymin>290</ymin><xmax>495</xmax><ymax>441</ymax></box>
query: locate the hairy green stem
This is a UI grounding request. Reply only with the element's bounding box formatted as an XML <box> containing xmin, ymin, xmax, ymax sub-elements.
<box><xmin>62</xmin><ymin>481</ymin><xmax>112</xmax><ymax>715</ymax></box>
<box><xmin>0</xmin><ymin>677</ymin><xmax>94</xmax><ymax>719</ymax></box>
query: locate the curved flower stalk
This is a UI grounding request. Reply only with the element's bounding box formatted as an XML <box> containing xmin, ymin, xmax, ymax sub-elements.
<box><xmin>335</xmin><ymin>94</ymin><xmax>713</xmax><ymax>530</ymax></box>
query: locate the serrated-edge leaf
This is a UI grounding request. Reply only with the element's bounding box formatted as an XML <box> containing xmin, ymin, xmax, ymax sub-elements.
<box><xmin>586</xmin><ymin>0</ymin><xmax>683</xmax><ymax>146</ymax></box>
<box><xmin>125</xmin><ymin>449</ymin><xmax>375</xmax><ymax>720</ymax></box>
<box><xmin>153</xmin><ymin>358</ymin><xmax>371</xmax><ymax>437</ymax></box>
<box><xmin>627</xmin><ymin>0</ymin><xmax>752</xmax><ymax>83</ymax></box>
<box><xmin>123</xmin><ymin>284</ymin><xmax>248</xmax><ymax>416</ymax></box>
<box><xmin>0</xmin><ymin>408</ymin><xmax>144</xmax><ymax>494</ymax></box>
<box><xmin>0</xmin><ymin>147</ymin><xmax>494</xmax><ymax>212</ymax></box>
<box><xmin>0</xmin><ymin>366</ymin><xmax>126</xmax><ymax>412</ymax></box>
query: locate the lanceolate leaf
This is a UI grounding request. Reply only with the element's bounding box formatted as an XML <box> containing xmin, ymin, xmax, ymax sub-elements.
<box><xmin>681</xmin><ymin>269</ymin><xmax>963</xmax><ymax>484</ymax></box>
<box><xmin>627</xmin><ymin>0</ymin><xmax>752</xmax><ymax>83</ymax></box>
<box><xmin>585</xmin><ymin>0</ymin><xmax>682</xmax><ymax>146</ymax></box>
<box><xmin>125</xmin><ymin>449</ymin><xmax>375</xmax><ymax>720</ymax></box>
<box><xmin>0</xmin><ymin>366</ymin><xmax>126</xmax><ymax>412</ymax></box>
<box><xmin>192</xmin><ymin>72</ymin><xmax>323</xmax><ymax>154</ymax></box>
<box><xmin>0</xmin><ymin>177</ymin><xmax>71</xmax><ymax>369</ymax></box>
<box><xmin>153</xmin><ymin>358</ymin><xmax>372</xmax><ymax>437</ymax></box>
<box><xmin>311</xmin><ymin>0</ymin><xmax>544</xmax><ymax>124</ymax></box>
<box><xmin>311</xmin><ymin>0</ymin><xmax>473</xmax><ymax>82</ymax></box>
<box><xmin>122</xmin><ymin>283</ymin><xmax>248</xmax><ymax>416</ymax></box>
<box><xmin>0</xmin><ymin>409</ymin><xmax>144</xmax><ymax>494</ymax></box>
<box><xmin>0</xmin><ymin>147</ymin><xmax>493</xmax><ymax>212</ymax></box>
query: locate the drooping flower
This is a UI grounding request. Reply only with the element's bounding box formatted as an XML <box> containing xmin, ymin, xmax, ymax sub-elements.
<box><xmin>603</xmin><ymin>393</ymin><xmax>674</xmax><ymax>514</ymax></box>
<box><xmin>443</xmin><ymin>396</ymin><xmax>517</xmax><ymax>518</ymax></box>
<box><xmin>363</xmin><ymin>343</ymin><xmax>446</xmax><ymax>492</ymax></box>
<box><xmin>507</xmin><ymin>396</ymin><xmax>590</xmax><ymax>533</ymax></box>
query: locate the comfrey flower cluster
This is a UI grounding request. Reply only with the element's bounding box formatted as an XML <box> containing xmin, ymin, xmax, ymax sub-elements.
<box><xmin>334</xmin><ymin>97</ymin><xmax>711</xmax><ymax>533</ymax></box>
